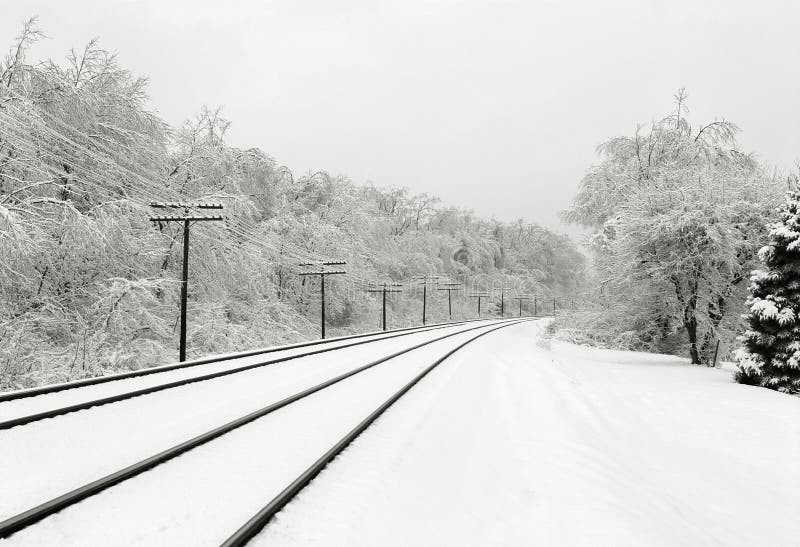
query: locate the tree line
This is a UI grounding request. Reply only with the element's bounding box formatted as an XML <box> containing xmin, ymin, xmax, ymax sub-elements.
<box><xmin>0</xmin><ymin>21</ymin><xmax>586</xmax><ymax>390</ymax></box>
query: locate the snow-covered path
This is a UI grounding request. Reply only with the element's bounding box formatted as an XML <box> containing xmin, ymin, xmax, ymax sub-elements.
<box><xmin>3</xmin><ymin>320</ymin><xmax>799</xmax><ymax>546</ymax></box>
<box><xmin>254</xmin><ymin>323</ymin><xmax>800</xmax><ymax>547</ymax></box>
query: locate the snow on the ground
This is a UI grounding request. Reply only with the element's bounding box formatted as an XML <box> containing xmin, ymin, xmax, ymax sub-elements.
<box><xmin>252</xmin><ymin>323</ymin><xmax>800</xmax><ymax>547</ymax></box>
<box><xmin>4</xmin><ymin>320</ymin><xmax>799</xmax><ymax>546</ymax></box>
<box><xmin>0</xmin><ymin>320</ymin><xmax>504</xmax><ymax>522</ymax></box>
<box><xmin>0</xmin><ymin>321</ymin><xmax>521</xmax><ymax>546</ymax></box>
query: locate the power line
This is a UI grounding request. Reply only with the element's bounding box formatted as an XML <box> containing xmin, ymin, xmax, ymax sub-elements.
<box><xmin>436</xmin><ymin>282</ymin><xmax>461</xmax><ymax>321</ymax></box>
<box><xmin>149</xmin><ymin>201</ymin><xmax>224</xmax><ymax>361</ymax></box>
<box><xmin>494</xmin><ymin>287</ymin><xmax>512</xmax><ymax>318</ymax></box>
<box><xmin>298</xmin><ymin>262</ymin><xmax>347</xmax><ymax>339</ymax></box>
<box><xmin>413</xmin><ymin>275</ymin><xmax>440</xmax><ymax>325</ymax></box>
<box><xmin>366</xmin><ymin>283</ymin><xmax>403</xmax><ymax>331</ymax></box>
<box><xmin>0</xmin><ymin>102</ymin><xmax>354</xmax><ymax>271</ymax></box>
<box><xmin>513</xmin><ymin>295</ymin><xmax>532</xmax><ymax>317</ymax></box>
<box><xmin>469</xmin><ymin>292</ymin><xmax>489</xmax><ymax>317</ymax></box>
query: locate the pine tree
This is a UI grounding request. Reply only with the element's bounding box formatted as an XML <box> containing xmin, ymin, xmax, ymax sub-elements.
<box><xmin>735</xmin><ymin>191</ymin><xmax>800</xmax><ymax>393</ymax></box>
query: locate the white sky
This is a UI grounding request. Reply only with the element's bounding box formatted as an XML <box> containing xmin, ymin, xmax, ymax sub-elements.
<box><xmin>3</xmin><ymin>0</ymin><xmax>799</xmax><ymax>235</ymax></box>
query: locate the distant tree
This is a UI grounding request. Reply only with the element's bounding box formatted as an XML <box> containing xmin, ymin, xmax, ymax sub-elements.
<box><xmin>0</xmin><ymin>17</ymin><xmax>44</xmax><ymax>88</ymax></box>
<box><xmin>735</xmin><ymin>191</ymin><xmax>800</xmax><ymax>393</ymax></box>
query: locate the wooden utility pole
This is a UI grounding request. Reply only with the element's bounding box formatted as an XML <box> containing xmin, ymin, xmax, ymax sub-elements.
<box><xmin>367</xmin><ymin>283</ymin><xmax>402</xmax><ymax>331</ymax></box>
<box><xmin>299</xmin><ymin>261</ymin><xmax>347</xmax><ymax>339</ymax></box>
<box><xmin>414</xmin><ymin>275</ymin><xmax>440</xmax><ymax>325</ymax></box>
<box><xmin>470</xmin><ymin>292</ymin><xmax>489</xmax><ymax>317</ymax></box>
<box><xmin>436</xmin><ymin>282</ymin><xmax>461</xmax><ymax>321</ymax></box>
<box><xmin>150</xmin><ymin>202</ymin><xmax>224</xmax><ymax>362</ymax></box>
<box><xmin>495</xmin><ymin>287</ymin><xmax>512</xmax><ymax>317</ymax></box>
<box><xmin>514</xmin><ymin>295</ymin><xmax>532</xmax><ymax>317</ymax></box>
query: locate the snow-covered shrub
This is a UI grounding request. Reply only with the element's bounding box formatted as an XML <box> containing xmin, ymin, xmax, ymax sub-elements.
<box><xmin>552</xmin><ymin>299</ymin><xmax>681</xmax><ymax>354</ymax></box>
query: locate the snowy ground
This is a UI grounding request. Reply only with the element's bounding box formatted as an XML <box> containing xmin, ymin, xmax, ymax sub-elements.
<box><xmin>3</xmin><ymin>320</ymin><xmax>799</xmax><ymax>546</ymax></box>
<box><xmin>255</xmin><ymin>324</ymin><xmax>800</xmax><ymax>547</ymax></box>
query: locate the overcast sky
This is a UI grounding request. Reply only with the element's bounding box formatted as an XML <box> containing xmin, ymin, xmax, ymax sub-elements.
<box><xmin>3</xmin><ymin>0</ymin><xmax>799</xmax><ymax>235</ymax></box>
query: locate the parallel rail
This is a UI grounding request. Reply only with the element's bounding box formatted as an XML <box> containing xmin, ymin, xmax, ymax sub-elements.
<box><xmin>222</xmin><ymin>319</ymin><xmax>527</xmax><ymax>546</ymax></box>
<box><xmin>0</xmin><ymin>319</ymin><xmax>502</xmax><ymax>430</ymax></box>
<box><xmin>0</xmin><ymin>318</ymin><xmax>489</xmax><ymax>403</ymax></box>
<box><xmin>0</xmin><ymin>318</ymin><xmax>530</xmax><ymax>539</ymax></box>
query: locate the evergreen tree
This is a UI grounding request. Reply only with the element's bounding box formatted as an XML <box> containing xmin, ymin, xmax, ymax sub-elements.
<box><xmin>735</xmin><ymin>191</ymin><xmax>800</xmax><ymax>393</ymax></box>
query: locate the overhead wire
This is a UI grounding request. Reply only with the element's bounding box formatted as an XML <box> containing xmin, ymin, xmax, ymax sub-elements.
<box><xmin>0</xmin><ymin>98</ymin><xmax>313</xmax><ymax>258</ymax></box>
<box><xmin>0</xmin><ymin>93</ymin><xmax>448</xmax><ymax>288</ymax></box>
<box><xmin>0</xmin><ymin>104</ymin><xmax>364</xmax><ymax>275</ymax></box>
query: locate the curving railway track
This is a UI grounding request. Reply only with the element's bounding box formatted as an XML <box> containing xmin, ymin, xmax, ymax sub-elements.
<box><xmin>0</xmin><ymin>317</ymin><xmax>535</xmax><ymax>545</ymax></box>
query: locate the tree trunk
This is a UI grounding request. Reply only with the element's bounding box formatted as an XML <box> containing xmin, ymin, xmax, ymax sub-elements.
<box><xmin>685</xmin><ymin>312</ymin><xmax>701</xmax><ymax>364</ymax></box>
<box><xmin>674</xmin><ymin>274</ymin><xmax>702</xmax><ymax>364</ymax></box>
<box><xmin>700</xmin><ymin>294</ymin><xmax>726</xmax><ymax>363</ymax></box>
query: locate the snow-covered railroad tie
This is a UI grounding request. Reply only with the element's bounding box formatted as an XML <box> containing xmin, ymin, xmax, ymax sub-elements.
<box><xmin>0</xmin><ymin>318</ymin><xmax>496</xmax><ymax>430</ymax></box>
<box><xmin>0</xmin><ymin>318</ymin><xmax>533</xmax><ymax>543</ymax></box>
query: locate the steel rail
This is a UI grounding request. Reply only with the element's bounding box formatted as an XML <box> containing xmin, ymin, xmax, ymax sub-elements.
<box><xmin>0</xmin><ymin>319</ymin><xmax>532</xmax><ymax>539</ymax></box>
<box><xmin>0</xmin><ymin>318</ymin><xmax>489</xmax><ymax>403</ymax></box>
<box><xmin>221</xmin><ymin>319</ymin><xmax>531</xmax><ymax>547</ymax></box>
<box><xmin>0</xmin><ymin>319</ymin><xmax>506</xmax><ymax>431</ymax></box>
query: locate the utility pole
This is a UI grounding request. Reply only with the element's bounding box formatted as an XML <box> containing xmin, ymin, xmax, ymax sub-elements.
<box><xmin>413</xmin><ymin>275</ymin><xmax>440</xmax><ymax>325</ymax></box>
<box><xmin>470</xmin><ymin>292</ymin><xmax>489</xmax><ymax>317</ymax></box>
<box><xmin>367</xmin><ymin>283</ymin><xmax>402</xmax><ymax>331</ymax></box>
<box><xmin>514</xmin><ymin>295</ymin><xmax>532</xmax><ymax>317</ymax></box>
<box><xmin>495</xmin><ymin>287</ymin><xmax>512</xmax><ymax>317</ymax></box>
<box><xmin>436</xmin><ymin>282</ymin><xmax>461</xmax><ymax>321</ymax></box>
<box><xmin>553</xmin><ymin>297</ymin><xmax>557</xmax><ymax>318</ymax></box>
<box><xmin>533</xmin><ymin>295</ymin><xmax>538</xmax><ymax>316</ymax></box>
<box><xmin>299</xmin><ymin>261</ymin><xmax>347</xmax><ymax>339</ymax></box>
<box><xmin>149</xmin><ymin>202</ymin><xmax>224</xmax><ymax>362</ymax></box>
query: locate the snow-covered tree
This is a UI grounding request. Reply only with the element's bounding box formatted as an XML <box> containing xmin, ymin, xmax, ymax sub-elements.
<box><xmin>562</xmin><ymin>90</ymin><xmax>782</xmax><ymax>363</ymax></box>
<box><xmin>0</xmin><ymin>21</ymin><xmax>587</xmax><ymax>389</ymax></box>
<box><xmin>735</xmin><ymin>192</ymin><xmax>800</xmax><ymax>393</ymax></box>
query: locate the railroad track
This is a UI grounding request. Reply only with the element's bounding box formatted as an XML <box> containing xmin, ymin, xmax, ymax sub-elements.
<box><xmin>0</xmin><ymin>318</ymin><xmax>533</xmax><ymax>544</ymax></box>
<box><xmin>0</xmin><ymin>317</ymin><xmax>488</xmax><ymax>404</ymax></box>
<box><xmin>221</xmin><ymin>319</ymin><xmax>528</xmax><ymax>547</ymax></box>
<box><xmin>0</xmin><ymin>317</ymin><xmax>496</xmax><ymax>430</ymax></box>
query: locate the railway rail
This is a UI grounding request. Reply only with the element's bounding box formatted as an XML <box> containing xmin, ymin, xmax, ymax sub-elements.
<box><xmin>0</xmin><ymin>319</ymin><xmax>487</xmax><ymax>403</ymax></box>
<box><xmin>0</xmin><ymin>318</ymin><xmax>499</xmax><ymax>430</ymax></box>
<box><xmin>1</xmin><ymin>319</ymin><xmax>517</xmax><ymax>526</ymax></box>
<box><xmin>0</xmin><ymin>317</ymin><xmax>487</xmax><ymax>404</ymax></box>
<box><xmin>222</xmin><ymin>319</ymin><xmax>524</xmax><ymax>547</ymax></box>
<box><xmin>0</xmin><ymin>318</ymin><xmax>533</xmax><ymax>543</ymax></box>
